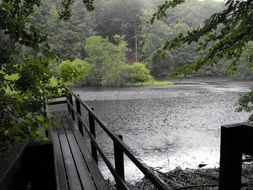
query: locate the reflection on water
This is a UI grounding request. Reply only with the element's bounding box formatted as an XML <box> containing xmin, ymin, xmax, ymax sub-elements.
<box><xmin>73</xmin><ymin>77</ymin><xmax>253</xmax><ymax>182</ymax></box>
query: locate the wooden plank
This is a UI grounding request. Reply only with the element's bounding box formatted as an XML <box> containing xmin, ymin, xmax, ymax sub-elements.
<box><xmin>50</xmin><ymin>128</ymin><xmax>69</xmax><ymax>190</ymax></box>
<box><xmin>49</xmin><ymin>100</ymin><xmax>67</xmax><ymax>105</ymax></box>
<box><xmin>65</xmin><ymin>131</ymin><xmax>96</xmax><ymax>190</ymax></box>
<box><xmin>72</xmin><ymin>130</ymin><xmax>109</xmax><ymax>190</ymax></box>
<box><xmin>58</xmin><ymin>130</ymin><xmax>82</xmax><ymax>190</ymax></box>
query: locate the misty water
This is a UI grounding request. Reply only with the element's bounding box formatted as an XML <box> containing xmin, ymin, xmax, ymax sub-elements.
<box><xmin>73</xmin><ymin>77</ymin><xmax>253</xmax><ymax>182</ymax></box>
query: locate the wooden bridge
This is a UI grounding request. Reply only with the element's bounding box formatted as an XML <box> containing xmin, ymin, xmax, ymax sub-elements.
<box><xmin>1</xmin><ymin>89</ymin><xmax>253</xmax><ymax>190</ymax></box>
<box><xmin>46</xmin><ymin>89</ymin><xmax>171</xmax><ymax>190</ymax></box>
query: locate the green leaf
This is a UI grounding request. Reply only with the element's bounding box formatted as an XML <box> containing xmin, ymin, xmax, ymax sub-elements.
<box><xmin>4</xmin><ymin>73</ymin><xmax>20</xmax><ymax>81</ymax></box>
<box><xmin>1</xmin><ymin>2</ymin><xmax>13</xmax><ymax>11</ymax></box>
<box><xmin>42</xmin><ymin>123</ymin><xmax>49</xmax><ymax>130</ymax></box>
<box><xmin>4</xmin><ymin>130</ymin><xmax>9</xmax><ymax>136</ymax></box>
<box><xmin>35</xmin><ymin>130</ymin><xmax>44</xmax><ymax>135</ymax></box>
<box><xmin>42</xmin><ymin>137</ymin><xmax>48</xmax><ymax>141</ymax></box>
<box><xmin>35</xmin><ymin>115</ymin><xmax>44</xmax><ymax>122</ymax></box>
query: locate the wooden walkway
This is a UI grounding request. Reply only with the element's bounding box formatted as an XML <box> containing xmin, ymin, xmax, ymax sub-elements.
<box><xmin>48</xmin><ymin>110</ymin><xmax>109</xmax><ymax>190</ymax></box>
<box><xmin>47</xmin><ymin>91</ymin><xmax>171</xmax><ymax>190</ymax></box>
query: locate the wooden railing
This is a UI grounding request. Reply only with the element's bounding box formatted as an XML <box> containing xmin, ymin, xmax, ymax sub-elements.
<box><xmin>219</xmin><ymin>123</ymin><xmax>253</xmax><ymax>190</ymax></box>
<box><xmin>65</xmin><ymin>89</ymin><xmax>171</xmax><ymax>190</ymax></box>
<box><xmin>0</xmin><ymin>142</ymin><xmax>56</xmax><ymax>190</ymax></box>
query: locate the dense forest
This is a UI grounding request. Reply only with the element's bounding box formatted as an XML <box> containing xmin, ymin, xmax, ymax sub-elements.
<box><xmin>27</xmin><ymin>0</ymin><xmax>253</xmax><ymax>85</ymax></box>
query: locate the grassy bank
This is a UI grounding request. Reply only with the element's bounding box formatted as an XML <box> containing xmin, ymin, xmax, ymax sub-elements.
<box><xmin>67</xmin><ymin>79</ymin><xmax>174</xmax><ymax>87</ymax></box>
<box><xmin>127</xmin><ymin>80</ymin><xmax>174</xmax><ymax>87</ymax></box>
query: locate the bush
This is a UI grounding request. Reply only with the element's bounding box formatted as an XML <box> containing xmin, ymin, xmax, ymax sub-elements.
<box><xmin>101</xmin><ymin>64</ymin><xmax>130</xmax><ymax>86</ymax></box>
<box><xmin>59</xmin><ymin>58</ymin><xmax>92</xmax><ymax>85</ymax></box>
<box><xmin>237</xmin><ymin>91</ymin><xmax>253</xmax><ymax>121</ymax></box>
<box><xmin>129</xmin><ymin>62</ymin><xmax>153</xmax><ymax>82</ymax></box>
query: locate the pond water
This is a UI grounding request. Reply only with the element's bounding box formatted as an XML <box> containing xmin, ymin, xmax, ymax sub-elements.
<box><xmin>72</xmin><ymin>77</ymin><xmax>253</xmax><ymax>182</ymax></box>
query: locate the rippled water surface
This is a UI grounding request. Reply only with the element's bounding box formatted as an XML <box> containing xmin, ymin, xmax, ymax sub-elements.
<box><xmin>72</xmin><ymin>77</ymin><xmax>253</xmax><ymax>182</ymax></box>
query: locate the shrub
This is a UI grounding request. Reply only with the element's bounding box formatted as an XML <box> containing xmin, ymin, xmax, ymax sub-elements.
<box><xmin>129</xmin><ymin>62</ymin><xmax>153</xmax><ymax>82</ymax></box>
<box><xmin>59</xmin><ymin>58</ymin><xmax>92</xmax><ymax>85</ymax></box>
<box><xmin>101</xmin><ymin>64</ymin><xmax>130</xmax><ymax>86</ymax></box>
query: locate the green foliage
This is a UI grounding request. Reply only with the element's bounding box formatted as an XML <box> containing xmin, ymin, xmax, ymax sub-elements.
<box><xmin>94</xmin><ymin>0</ymin><xmax>146</xmax><ymax>50</ymax></box>
<box><xmin>59</xmin><ymin>58</ymin><xmax>92</xmax><ymax>85</ymax></box>
<box><xmin>0</xmin><ymin>55</ymin><xmax>64</xmax><ymax>156</ymax></box>
<box><xmin>0</xmin><ymin>0</ymin><xmax>89</xmax><ymax>156</ymax></box>
<box><xmin>101</xmin><ymin>64</ymin><xmax>130</xmax><ymax>86</ymax></box>
<box><xmin>139</xmin><ymin>11</ymin><xmax>199</xmax><ymax>78</ymax></box>
<box><xmin>152</xmin><ymin>0</ymin><xmax>253</xmax><ymax>77</ymax></box>
<box><xmin>30</xmin><ymin>0</ymin><xmax>148</xmax><ymax>60</ymax></box>
<box><xmin>59</xmin><ymin>0</ymin><xmax>94</xmax><ymax>20</ymax></box>
<box><xmin>0</xmin><ymin>0</ymin><xmax>45</xmax><ymax>49</ymax></box>
<box><xmin>31</xmin><ymin>1</ymin><xmax>96</xmax><ymax>60</ymax></box>
<box><xmin>237</xmin><ymin>91</ymin><xmax>253</xmax><ymax>113</ymax></box>
<box><xmin>85</xmin><ymin>35</ymin><xmax>129</xmax><ymax>86</ymax></box>
<box><xmin>237</xmin><ymin>91</ymin><xmax>253</xmax><ymax>121</ymax></box>
<box><xmin>129</xmin><ymin>63</ymin><xmax>153</xmax><ymax>82</ymax></box>
<box><xmin>151</xmin><ymin>0</ymin><xmax>185</xmax><ymax>24</ymax></box>
<box><xmin>151</xmin><ymin>0</ymin><xmax>253</xmax><ymax>121</ymax></box>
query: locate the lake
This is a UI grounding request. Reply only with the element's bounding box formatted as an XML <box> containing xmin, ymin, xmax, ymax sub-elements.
<box><xmin>72</xmin><ymin>77</ymin><xmax>253</xmax><ymax>182</ymax></box>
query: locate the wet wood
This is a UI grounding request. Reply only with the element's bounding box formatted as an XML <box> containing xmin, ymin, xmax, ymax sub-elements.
<box><xmin>72</xmin><ymin>130</ymin><xmax>109</xmax><ymax>190</ymax></box>
<box><xmin>49</xmin><ymin>110</ymin><xmax>108</xmax><ymax>190</ymax></box>
<box><xmin>219</xmin><ymin>123</ymin><xmax>253</xmax><ymax>190</ymax></box>
<box><xmin>50</xmin><ymin>128</ymin><xmax>69</xmax><ymax>190</ymax></box>
<box><xmin>0</xmin><ymin>143</ymin><xmax>29</xmax><ymax>190</ymax></box>
<box><xmin>58</xmin><ymin>130</ymin><xmax>82</xmax><ymax>190</ymax></box>
<box><xmin>65</xmin><ymin>131</ymin><xmax>96</xmax><ymax>190</ymax></box>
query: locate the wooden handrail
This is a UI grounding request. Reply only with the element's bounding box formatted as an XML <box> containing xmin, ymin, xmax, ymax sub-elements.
<box><xmin>66</xmin><ymin>99</ymin><xmax>129</xmax><ymax>190</ymax></box>
<box><xmin>66</xmin><ymin>89</ymin><xmax>171</xmax><ymax>190</ymax></box>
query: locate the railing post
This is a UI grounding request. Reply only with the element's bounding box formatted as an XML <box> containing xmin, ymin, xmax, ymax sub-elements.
<box><xmin>114</xmin><ymin>134</ymin><xmax>125</xmax><ymax>190</ymax></box>
<box><xmin>69</xmin><ymin>93</ymin><xmax>75</xmax><ymax>121</ymax></box>
<box><xmin>66</xmin><ymin>94</ymin><xmax>70</xmax><ymax>112</ymax></box>
<box><xmin>43</xmin><ymin>96</ymin><xmax>48</xmax><ymax>137</ymax></box>
<box><xmin>89</xmin><ymin>108</ymin><xmax>98</xmax><ymax>163</ymax></box>
<box><xmin>76</xmin><ymin>95</ymin><xmax>83</xmax><ymax>136</ymax></box>
<box><xmin>219</xmin><ymin>125</ymin><xmax>242</xmax><ymax>190</ymax></box>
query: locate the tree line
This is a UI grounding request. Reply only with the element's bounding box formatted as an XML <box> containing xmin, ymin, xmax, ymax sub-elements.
<box><xmin>30</xmin><ymin>0</ymin><xmax>242</xmax><ymax>83</ymax></box>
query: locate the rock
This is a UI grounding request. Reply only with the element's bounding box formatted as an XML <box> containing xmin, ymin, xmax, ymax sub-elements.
<box><xmin>198</xmin><ymin>163</ymin><xmax>208</xmax><ymax>168</ymax></box>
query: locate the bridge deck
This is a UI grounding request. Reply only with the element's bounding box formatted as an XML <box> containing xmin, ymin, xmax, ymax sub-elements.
<box><xmin>49</xmin><ymin>110</ymin><xmax>109</xmax><ymax>190</ymax></box>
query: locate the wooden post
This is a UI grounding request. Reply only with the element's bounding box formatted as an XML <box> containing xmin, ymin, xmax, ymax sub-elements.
<box><xmin>43</xmin><ymin>98</ymin><xmax>47</xmax><ymax>120</ymax></box>
<box><xmin>24</xmin><ymin>142</ymin><xmax>57</xmax><ymax>190</ymax></box>
<box><xmin>43</xmin><ymin>99</ymin><xmax>48</xmax><ymax>137</ymax></box>
<box><xmin>219</xmin><ymin>125</ymin><xmax>242</xmax><ymax>190</ymax></box>
<box><xmin>76</xmin><ymin>95</ymin><xmax>83</xmax><ymax>136</ymax></box>
<box><xmin>89</xmin><ymin>108</ymin><xmax>98</xmax><ymax>163</ymax></box>
<box><xmin>69</xmin><ymin>93</ymin><xmax>75</xmax><ymax>121</ymax></box>
<box><xmin>114</xmin><ymin>134</ymin><xmax>125</xmax><ymax>190</ymax></box>
<box><xmin>66</xmin><ymin>94</ymin><xmax>70</xmax><ymax>112</ymax></box>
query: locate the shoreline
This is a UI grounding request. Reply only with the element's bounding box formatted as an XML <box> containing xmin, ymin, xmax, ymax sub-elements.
<box><xmin>128</xmin><ymin>162</ymin><xmax>253</xmax><ymax>190</ymax></box>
